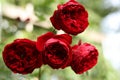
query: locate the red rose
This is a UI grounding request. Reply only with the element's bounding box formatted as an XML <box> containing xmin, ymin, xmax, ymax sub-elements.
<box><xmin>50</xmin><ymin>0</ymin><xmax>88</xmax><ymax>35</ymax></box>
<box><xmin>36</xmin><ymin>32</ymin><xmax>72</xmax><ymax>69</ymax></box>
<box><xmin>71</xmin><ymin>42</ymin><xmax>98</xmax><ymax>74</ymax></box>
<box><xmin>2</xmin><ymin>39</ymin><xmax>42</xmax><ymax>74</ymax></box>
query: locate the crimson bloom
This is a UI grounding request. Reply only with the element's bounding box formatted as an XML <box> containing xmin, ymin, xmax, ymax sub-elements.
<box><xmin>71</xmin><ymin>42</ymin><xmax>98</xmax><ymax>74</ymax></box>
<box><xmin>2</xmin><ymin>39</ymin><xmax>42</xmax><ymax>74</ymax></box>
<box><xmin>50</xmin><ymin>0</ymin><xmax>89</xmax><ymax>35</ymax></box>
<box><xmin>36</xmin><ymin>32</ymin><xmax>72</xmax><ymax>69</ymax></box>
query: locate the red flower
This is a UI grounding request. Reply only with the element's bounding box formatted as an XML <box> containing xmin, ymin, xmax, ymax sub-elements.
<box><xmin>2</xmin><ymin>39</ymin><xmax>42</xmax><ymax>74</ymax></box>
<box><xmin>36</xmin><ymin>32</ymin><xmax>72</xmax><ymax>69</ymax></box>
<box><xmin>71</xmin><ymin>42</ymin><xmax>98</xmax><ymax>74</ymax></box>
<box><xmin>50</xmin><ymin>0</ymin><xmax>88</xmax><ymax>35</ymax></box>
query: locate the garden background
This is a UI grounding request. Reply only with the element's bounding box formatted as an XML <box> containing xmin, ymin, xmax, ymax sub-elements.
<box><xmin>0</xmin><ymin>0</ymin><xmax>120</xmax><ymax>80</ymax></box>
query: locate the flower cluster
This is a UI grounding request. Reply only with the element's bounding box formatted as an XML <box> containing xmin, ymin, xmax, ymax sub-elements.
<box><xmin>2</xmin><ymin>0</ymin><xmax>98</xmax><ymax>75</ymax></box>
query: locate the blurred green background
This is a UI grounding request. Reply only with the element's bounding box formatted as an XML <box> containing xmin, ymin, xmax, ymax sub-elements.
<box><xmin>0</xmin><ymin>0</ymin><xmax>120</xmax><ymax>80</ymax></box>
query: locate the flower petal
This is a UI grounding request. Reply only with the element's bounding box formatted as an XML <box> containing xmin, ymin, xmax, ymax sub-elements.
<box><xmin>36</xmin><ymin>32</ymin><xmax>55</xmax><ymax>52</ymax></box>
<box><xmin>50</xmin><ymin>10</ymin><xmax>61</xmax><ymax>30</ymax></box>
<box><xmin>53</xmin><ymin>34</ymin><xmax>72</xmax><ymax>45</ymax></box>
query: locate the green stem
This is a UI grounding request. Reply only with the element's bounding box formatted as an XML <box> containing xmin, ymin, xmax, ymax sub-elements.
<box><xmin>38</xmin><ymin>68</ymin><xmax>41</xmax><ymax>80</ymax></box>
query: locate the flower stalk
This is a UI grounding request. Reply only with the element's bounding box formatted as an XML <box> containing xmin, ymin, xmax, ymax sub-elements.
<box><xmin>38</xmin><ymin>68</ymin><xmax>41</xmax><ymax>80</ymax></box>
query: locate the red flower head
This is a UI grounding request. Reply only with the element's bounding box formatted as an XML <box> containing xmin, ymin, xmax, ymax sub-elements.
<box><xmin>2</xmin><ymin>39</ymin><xmax>42</xmax><ymax>74</ymax></box>
<box><xmin>36</xmin><ymin>32</ymin><xmax>72</xmax><ymax>69</ymax></box>
<box><xmin>50</xmin><ymin>0</ymin><xmax>89</xmax><ymax>35</ymax></box>
<box><xmin>71</xmin><ymin>42</ymin><xmax>98</xmax><ymax>74</ymax></box>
